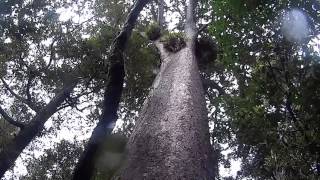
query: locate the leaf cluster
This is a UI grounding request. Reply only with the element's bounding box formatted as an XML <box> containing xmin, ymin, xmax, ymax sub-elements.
<box><xmin>146</xmin><ymin>23</ymin><xmax>161</xmax><ymax>41</ymax></box>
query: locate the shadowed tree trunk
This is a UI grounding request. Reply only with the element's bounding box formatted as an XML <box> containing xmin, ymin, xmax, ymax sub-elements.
<box><xmin>120</xmin><ymin>0</ymin><xmax>214</xmax><ymax>179</ymax></box>
<box><xmin>0</xmin><ymin>78</ymin><xmax>78</xmax><ymax>177</ymax></box>
<box><xmin>72</xmin><ymin>0</ymin><xmax>151</xmax><ymax>179</ymax></box>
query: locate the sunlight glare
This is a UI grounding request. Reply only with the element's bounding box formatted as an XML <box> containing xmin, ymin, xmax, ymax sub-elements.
<box><xmin>281</xmin><ymin>9</ymin><xmax>309</xmax><ymax>43</ymax></box>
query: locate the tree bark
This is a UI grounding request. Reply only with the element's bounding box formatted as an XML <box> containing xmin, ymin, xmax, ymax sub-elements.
<box><xmin>0</xmin><ymin>78</ymin><xmax>78</xmax><ymax>178</ymax></box>
<box><xmin>158</xmin><ymin>0</ymin><xmax>164</xmax><ymax>27</ymax></box>
<box><xmin>72</xmin><ymin>0</ymin><xmax>151</xmax><ymax>179</ymax></box>
<box><xmin>120</xmin><ymin>0</ymin><xmax>214</xmax><ymax>179</ymax></box>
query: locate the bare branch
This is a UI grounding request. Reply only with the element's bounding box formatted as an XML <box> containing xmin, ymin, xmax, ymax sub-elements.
<box><xmin>198</xmin><ymin>23</ymin><xmax>209</xmax><ymax>34</ymax></box>
<box><xmin>56</xmin><ymin>103</ymin><xmax>71</xmax><ymax>112</ymax></box>
<box><xmin>26</xmin><ymin>76</ymin><xmax>33</xmax><ymax>103</ymax></box>
<box><xmin>170</xmin><ymin>5</ymin><xmax>184</xmax><ymax>19</ymax></box>
<box><xmin>56</xmin><ymin>85</ymin><xmax>95</xmax><ymax>111</ymax></box>
<box><xmin>45</xmin><ymin>39</ymin><xmax>56</xmax><ymax>70</ymax></box>
<box><xmin>0</xmin><ymin>77</ymin><xmax>78</xmax><ymax>177</ymax></box>
<box><xmin>201</xmin><ymin>75</ymin><xmax>225</xmax><ymax>96</ymax></box>
<box><xmin>150</xmin><ymin>3</ymin><xmax>158</xmax><ymax>21</ymax></box>
<box><xmin>0</xmin><ymin>105</ymin><xmax>25</xmax><ymax>129</ymax></box>
<box><xmin>1</xmin><ymin>78</ymin><xmax>39</xmax><ymax>113</ymax></box>
<box><xmin>1</xmin><ymin>78</ymin><xmax>25</xmax><ymax>102</ymax></box>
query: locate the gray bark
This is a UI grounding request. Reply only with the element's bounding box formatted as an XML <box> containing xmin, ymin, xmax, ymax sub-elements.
<box><xmin>120</xmin><ymin>0</ymin><xmax>214</xmax><ymax>179</ymax></box>
<box><xmin>158</xmin><ymin>0</ymin><xmax>164</xmax><ymax>27</ymax></box>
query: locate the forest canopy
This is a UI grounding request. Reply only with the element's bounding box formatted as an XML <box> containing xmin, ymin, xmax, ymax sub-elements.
<box><xmin>0</xmin><ymin>0</ymin><xmax>319</xmax><ymax>179</ymax></box>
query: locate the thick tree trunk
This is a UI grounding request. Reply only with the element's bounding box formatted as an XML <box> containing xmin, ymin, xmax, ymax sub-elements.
<box><xmin>72</xmin><ymin>0</ymin><xmax>151</xmax><ymax>179</ymax></box>
<box><xmin>120</xmin><ymin>0</ymin><xmax>214</xmax><ymax>179</ymax></box>
<box><xmin>0</xmin><ymin>79</ymin><xmax>78</xmax><ymax>177</ymax></box>
<box><xmin>120</xmin><ymin>46</ymin><xmax>214</xmax><ymax>179</ymax></box>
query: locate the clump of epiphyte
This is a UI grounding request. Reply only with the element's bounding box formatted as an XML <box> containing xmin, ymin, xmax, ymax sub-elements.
<box><xmin>195</xmin><ymin>36</ymin><xmax>218</xmax><ymax>64</ymax></box>
<box><xmin>146</xmin><ymin>23</ymin><xmax>161</xmax><ymax>40</ymax></box>
<box><xmin>161</xmin><ymin>32</ymin><xmax>186</xmax><ymax>52</ymax></box>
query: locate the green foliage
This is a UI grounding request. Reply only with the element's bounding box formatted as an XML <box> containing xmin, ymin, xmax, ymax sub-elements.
<box><xmin>119</xmin><ymin>31</ymin><xmax>160</xmax><ymax>134</ymax></box>
<box><xmin>146</xmin><ymin>23</ymin><xmax>161</xmax><ymax>40</ymax></box>
<box><xmin>78</xmin><ymin>26</ymin><xmax>116</xmax><ymax>80</ymax></box>
<box><xmin>92</xmin><ymin>0</ymin><xmax>129</xmax><ymax>30</ymax></box>
<box><xmin>93</xmin><ymin>134</ymin><xmax>127</xmax><ymax>180</ymax></box>
<box><xmin>207</xmin><ymin>0</ymin><xmax>320</xmax><ymax>179</ymax></box>
<box><xmin>161</xmin><ymin>32</ymin><xmax>186</xmax><ymax>52</ymax></box>
<box><xmin>21</xmin><ymin>140</ymin><xmax>83</xmax><ymax>180</ymax></box>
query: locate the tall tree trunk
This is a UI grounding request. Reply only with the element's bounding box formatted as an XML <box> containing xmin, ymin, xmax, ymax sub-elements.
<box><xmin>72</xmin><ymin>0</ymin><xmax>151</xmax><ymax>179</ymax></box>
<box><xmin>120</xmin><ymin>0</ymin><xmax>214</xmax><ymax>179</ymax></box>
<box><xmin>0</xmin><ymin>78</ymin><xmax>78</xmax><ymax>177</ymax></box>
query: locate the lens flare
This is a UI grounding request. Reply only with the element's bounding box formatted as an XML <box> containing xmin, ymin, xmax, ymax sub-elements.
<box><xmin>281</xmin><ymin>9</ymin><xmax>310</xmax><ymax>43</ymax></box>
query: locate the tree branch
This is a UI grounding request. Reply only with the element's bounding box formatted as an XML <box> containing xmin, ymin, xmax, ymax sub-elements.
<box><xmin>0</xmin><ymin>105</ymin><xmax>25</xmax><ymax>129</ymax></box>
<box><xmin>1</xmin><ymin>78</ymin><xmax>25</xmax><ymax>102</ymax></box>
<box><xmin>198</xmin><ymin>23</ymin><xmax>209</xmax><ymax>34</ymax></box>
<box><xmin>26</xmin><ymin>76</ymin><xmax>33</xmax><ymax>104</ymax></box>
<box><xmin>0</xmin><ymin>77</ymin><xmax>78</xmax><ymax>177</ymax></box>
<box><xmin>201</xmin><ymin>76</ymin><xmax>225</xmax><ymax>96</ymax></box>
<box><xmin>150</xmin><ymin>2</ymin><xmax>158</xmax><ymax>21</ymax></box>
<box><xmin>1</xmin><ymin>78</ymin><xmax>39</xmax><ymax>113</ymax></box>
<box><xmin>45</xmin><ymin>39</ymin><xmax>56</xmax><ymax>70</ymax></box>
<box><xmin>57</xmin><ymin>88</ymin><xmax>95</xmax><ymax>111</ymax></box>
<box><xmin>72</xmin><ymin>0</ymin><xmax>152</xmax><ymax>179</ymax></box>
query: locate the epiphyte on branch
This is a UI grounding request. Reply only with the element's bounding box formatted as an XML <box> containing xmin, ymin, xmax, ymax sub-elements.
<box><xmin>195</xmin><ymin>36</ymin><xmax>218</xmax><ymax>64</ymax></box>
<box><xmin>161</xmin><ymin>32</ymin><xmax>186</xmax><ymax>53</ymax></box>
<box><xmin>146</xmin><ymin>23</ymin><xmax>161</xmax><ymax>41</ymax></box>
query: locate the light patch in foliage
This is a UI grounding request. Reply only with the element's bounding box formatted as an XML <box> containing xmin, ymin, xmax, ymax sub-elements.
<box><xmin>281</xmin><ymin>9</ymin><xmax>310</xmax><ymax>43</ymax></box>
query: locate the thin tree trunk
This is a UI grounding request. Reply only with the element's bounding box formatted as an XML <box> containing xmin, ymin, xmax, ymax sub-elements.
<box><xmin>0</xmin><ymin>78</ymin><xmax>78</xmax><ymax>177</ymax></box>
<box><xmin>120</xmin><ymin>0</ymin><xmax>214</xmax><ymax>179</ymax></box>
<box><xmin>72</xmin><ymin>0</ymin><xmax>151</xmax><ymax>179</ymax></box>
<box><xmin>158</xmin><ymin>0</ymin><xmax>164</xmax><ymax>27</ymax></box>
